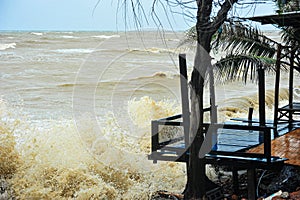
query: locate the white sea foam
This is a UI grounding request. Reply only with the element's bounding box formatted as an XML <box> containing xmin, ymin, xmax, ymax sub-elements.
<box><xmin>0</xmin><ymin>43</ymin><xmax>16</xmax><ymax>51</ymax></box>
<box><xmin>61</xmin><ymin>31</ymin><xmax>74</xmax><ymax>34</ymax></box>
<box><xmin>294</xmin><ymin>88</ymin><xmax>300</xmax><ymax>97</ymax></box>
<box><xmin>129</xmin><ymin>47</ymin><xmax>178</xmax><ymax>54</ymax></box>
<box><xmin>30</xmin><ymin>32</ymin><xmax>43</xmax><ymax>36</ymax></box>
<box><xmin>132</xmin><ymin>71</ymin><xmax>178</xmax><ymax>81</ymax></box>
<box><xmin>52</xmin><ymin>48</ymin><xmax>94</xmax><ymax>54</ymax></box>
<box><xmin>60</xmin><ymin>35</ymin><xmax>79</xmax><ymax>39</ymax></box>
<box><xmin>92</xmin><ymin>35</ymin><xmax>120</xmax><ymax>39</ymax></box>
<box><xmin>0</xmin><ymin>97</ymin><xmax>187</xmax><ymax>199</ymax></box>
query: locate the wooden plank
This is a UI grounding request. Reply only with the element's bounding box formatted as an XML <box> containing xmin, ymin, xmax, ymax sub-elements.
<box><xmin>279</xmin><ymin>102</ymin><xmax>300</xmax><ymax>111</ymax></box>
<box><xmin>179</xmin><ymin>54</ymin><xmax>190</xmax><ymax>148</ymax></box>
<box><xmin>289</xmin><ymin>50</ymin><xmax>295</xmax><ymax>123</ymax></box>
<box><xmin>248</xmin><ymin>128</ymin><xmax>300</xmax><ymax>166</ymax></box>
<box><xmin>247</xmin><ymin>168</ymin><xmax>257</xmax><ymax>200</ymax></box>
<box><xmin>274</xmin><ymin>45</ymin><xmax>282</xmax><ymax>128</ymax></box>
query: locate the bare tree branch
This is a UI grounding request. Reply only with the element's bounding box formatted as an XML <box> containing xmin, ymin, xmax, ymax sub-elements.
<box><xmin>211</xmin><ymin>0</ymin><xmax>238</xmax><ymax>32</ymax></box>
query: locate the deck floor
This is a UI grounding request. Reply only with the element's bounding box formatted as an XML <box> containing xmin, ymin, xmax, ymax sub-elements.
<box><xmin>213</xmin><ymin>120</ymin><xmax>300</xmax><ymax>152</ymax></box>
<box><xmin>248</xmin><ymin>128</ymin><xmax>300</xmax><ymax>166</ymax></box>
<box><xmin>152</xmin><ymin>119</ymin><xmax>300</xmax><ymax>164</ymax></box>
<box><xmin>165</xmin><ymin>121</ymin><xmax>300</xmax><ymax>152</ymax></box>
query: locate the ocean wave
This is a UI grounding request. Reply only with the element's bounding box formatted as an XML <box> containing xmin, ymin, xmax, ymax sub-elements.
<box><xmin>19</xmin><ymin>39</ymin><xmax>51</xmax><ymax>46</ymax></box>
<box><xmin>0</xmin><ymin>53</ymin><xmax>24</xmax><ymax>61</ymax></box>
<box><xmin>0</xmin><ymin>43</ymin><xmax>16</xmax><ymax>51</ymax></box>
<box><xmin>57</xmin><ymin>83</ymin><xmax>90</xmax><ymax>88</ymax></box>
<box><xmin>57</xmin><ymin>80</ymin><xmax>120</xmax><ymax>88</ymax></box>
<box><xmin>166</xmin><ymin>38</ymin><xmax>180</xmax><ymax>42</ymax></box>
<box><xmin>0</xmin><ymin>87</ymin><xmax>295</xmax><ymax>199</ymax></box>
<box><xmin>294</xmin><ymin>88</ymin><xmax>300</xmax><ymax>97</ymax></box>
<box><xmin>60</xmin><ymin>35</ymin><xmax>79</xmax><ymax>39</ymax></box>
<box><xmin>0</xmin><ymin>97</ymin><xmax>186</xmax><ymax>199</ymax></box>
<box><xmin>61</xmin><ymin>31</ymin><xmax>74</xmax><ymax>34</ymax></box>
<box><xmin>51</xmin><ymin>48</ymin><xmax>94</xmax><ymax>54</ymax></box>
<box><xmin>92</xmin><ymin>34</ymin><xmax>120</xmax><ymax>39</ymax></box>
<box><xmin>57</xmin><ymin>83</ymin><xmax>77</xmax><ymax>87</ymax></box>
<box><xmin>218</xmin><ymin>88</ymin><xmax>290</xmax><ymax>120</ymax></box>
<box><xmin>129</xmin><ymin>47</ymin><xmax>178</xmax><ymax>54</ymax></box>
<box><xmin>132</xmin><ymin>71</ymin><xmax>179</xmax><ymax>81</ymax></box>
<box><xmin>30</xmin><ymin>32</ymin><xmax>43</xmax><ymax>36</ymax></box>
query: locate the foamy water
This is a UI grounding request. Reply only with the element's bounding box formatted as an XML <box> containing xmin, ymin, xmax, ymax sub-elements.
<box><xmin>0</xmin><ymin>43</ymin><xmax>16</xmax><ymax>51</ymax></box>
<box><xmin>0</xmin><ymin>31</ymin><xmax>299</xmax><ymax>199</ymax></box>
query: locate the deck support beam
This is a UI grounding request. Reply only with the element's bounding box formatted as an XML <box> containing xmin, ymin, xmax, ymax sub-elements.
<box><xmin>258</xmin><ymin>66</ymin><xmax>266</xmax><ymax>143</ymax></box>
<box><xmin>247</xmin><ymin>168</ymin><xmax>256</xmax><ymax>200</ymax></box>
<box><xmin>288</xmin><ymin>49</ymin><xmax>295</xmax><ymax>126</ymax></box>
<box><xmin>179</xmin><ymin>54</ymin><xmax>190</xmax><ymax>149</ymax></box>
<box><xmin>274</xmin><ymin>45</ymin><xmax>282</xmax><ymax>129</ymax></box>
<box><xmin>232</xmin><ymin>168</ymin><xmax>239</xmax><ymax>194</ymax></box>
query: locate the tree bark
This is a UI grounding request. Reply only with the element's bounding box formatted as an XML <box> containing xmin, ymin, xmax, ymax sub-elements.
<box><xmin>183</xmin><ymin>47</ymin><xmax>218</xmax><ymax>198</ymax></box>
<box><xmin>184</xmin><ymin>0</ymin><xmax>238</xmax><ymax>198</ymax></box>
<box><xmin>184</xmin><ymin>36</ymin><xmax>216</xmax><ymax>200</ymax></box>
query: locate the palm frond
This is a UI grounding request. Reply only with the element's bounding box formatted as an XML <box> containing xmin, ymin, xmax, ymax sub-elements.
<box><xmin>214</xmin><ymin>54</ymin><xmax>276</xmax><ymax>83</ymax></box>
<box><xmin>213</xmin><ymin>22</ymin><xmax>278</xmax><ymax>58</ymax></box>
<box><xmin>178</xmin><ymin>25</ymin><xmax>220</xmax><ymax>47</ymax></box>
<box><xmin>281</xmin><ymin>27</ymin><xmax>300</xmax><ymax>45</ymax></box>
<box><xmin>280</xmin><ymin>27</ymin><xmax>300</xmax><ymax>70</ymax></box>
<box><xmin>178</xmin><ymin>26</ymin><xmax>197</xmax><ymax>46</ymax></box>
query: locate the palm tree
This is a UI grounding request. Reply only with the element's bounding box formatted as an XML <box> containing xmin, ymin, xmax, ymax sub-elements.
<box><xmin>181</xmin><ymin>20</ymin><xmax>300</xmax><ymax>84</ymax></box>
<box><xmin>212</xmin><ymin>22</ymin><xmax>279</xmax><ymax>82</ymax></box>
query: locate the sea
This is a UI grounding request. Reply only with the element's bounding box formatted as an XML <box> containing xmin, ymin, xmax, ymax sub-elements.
<box><xmin>0</xmin><ymin>30</ymin><xmax>299</xmax><ymax>199</ymax></box>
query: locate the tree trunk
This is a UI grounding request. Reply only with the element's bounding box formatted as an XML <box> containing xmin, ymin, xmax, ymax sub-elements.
<box><xmin>184</xmin><ymin>0</ymin><xmax>238</xmax><ymax>198</ymax></box>
<box><xmin>184</xmin><ymin>40</ymin><xmax>218</xmax><ymax>200</ymax></box>
<box><xmin>183</xmin><ymin>0</ymin><xmax>214</xmax><ymax>198</ymax></box>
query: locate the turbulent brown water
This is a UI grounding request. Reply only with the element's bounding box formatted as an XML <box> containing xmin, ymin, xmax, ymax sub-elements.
<box><xmin>0</xmin><ymin>31</ymin><xmax>299</xmax><ymax>199</ymax></box>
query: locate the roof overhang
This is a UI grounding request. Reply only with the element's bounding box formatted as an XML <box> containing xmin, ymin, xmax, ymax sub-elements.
<box><xmin>247</xmin><ymin>11</ymin><xmax>300</xmax><ymax>28</ymax></box>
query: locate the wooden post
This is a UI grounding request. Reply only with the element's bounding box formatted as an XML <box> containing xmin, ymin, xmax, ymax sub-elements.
<box><xmin>248</xmin><ymin>107</ymin><xmax>253</xmax><ymax>122</ymax></box>
<box><xmin>248</xmin><ymin>107</ymin><xmax>253</xmax><ymax>133</ymax></box>
<box><xmin>258</xmin><ymin>66</ymin><xmax>266</xmax><ymax>143</ymax></box>
<box><xmin>208</xmin><ymin>64</ymin><xmax>218</xmax><ymax>124</ymax></box>
<box><xmin>247</xmin><ymin>168</ymin><xmax>257</xmax><ymax>200</ymax></box>
<box><xmin>232</xmin><ymin>168</ymin><xmax>239</xmax><ymax>194</ymax></box>
<box><xmin>179</xmin><ymin>54</ymin><xmax>190</xmax><ymax>149</ymax></box>
<box><xmin>274</xmin><ymin>45</ymin><xmax>282</xmax><ymax>128</ymax></box>
<box><xmin>289</xmin><ymin>49</ymin><xmax>295</xmax><ymax>124</ymax></box>
<box><xmin>264</xmin><ymin>128</ymin><xmax>271</xmax><ymax>163</ymax></box>
<box><xmin>151</xmin><ymin>121</ymin><xmax>159</xmax><ymax>163</ymax></box>
<box><xmin>179</xmin><ymin>54</ymin><xmax>190</xmax><ymax>173</ymax></box>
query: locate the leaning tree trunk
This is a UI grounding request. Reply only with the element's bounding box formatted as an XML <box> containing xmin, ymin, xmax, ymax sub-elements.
<box><xmin>184</xmin><ymin>43</ymin><xmax>219</xmax><ymax>199</ymax></box>
<box><xmin>184</xmin><ymin>33</ymin><xmax>218</xmax><ymax>199</ymax></box>
<box><xmin>184</xmin><ymin>0</ymin><xmax>238</xmax><ymax>198</ymax></box>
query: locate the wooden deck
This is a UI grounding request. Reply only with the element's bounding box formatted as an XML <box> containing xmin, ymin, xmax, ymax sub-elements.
<box><xmin>150</xmin><ymin>118</ymin><xmax>299</xmax><ymax>166</ymax></box>
<box><xmin>149</xmin><ymin>54</ymin><xmax>299</xmax><ymax>169</ymax></box>
<box><xmin>248</xmin><ymin>128</ymin><xmax>300</xmax><ymax>166</ymax></box>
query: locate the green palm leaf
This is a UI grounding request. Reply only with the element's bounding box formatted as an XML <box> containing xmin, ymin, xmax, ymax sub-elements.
<box><xmin>214</xmin><ymin>54</ymin><xmax>276</xmax><ymax>83</ymax></box>
<box><xmin>178</xmin><ymin>26</ymin><xmax>197</xmax><ymax>46</ymax></box>
<box><xmin>213</xmin><ymin>22</ymin><xmax>278</xmax><ymax>58</ymax></box>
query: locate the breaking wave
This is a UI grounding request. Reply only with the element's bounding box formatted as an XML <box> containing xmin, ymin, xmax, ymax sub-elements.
<box><xmin>92</xmin><ymin>35</ymin><xmax>121</xmax><ymax>39</ymax></box>
<box><xmin>60</xmin><ymin>35</ymin><xmax>80</xmax><ymax>39</ymax></box>
<box><xmin>132</xmin><ymin>71</ymin><xmax>179</xmax><ymax>81</ymax></box>
<box><xmin>218</xmin><ymin>88</ymin><xmax>290</xmax><ymax>119</ymax></box>
<box><xmin>0</xmin><ymin>82</ymin><xmax>295</xmax><ymax>199</ymax></box>
<box><xmin>0</xmin><ymin>97</ymin><xmax>188</xmax><ymax>199</ymax></box>
<box><xmin>0</xmin><ymin>43</ymin><xmax>16</xmax><ymax>51</ymax></box>
<box><xmin>30</xmin><ymin>32</ymin><xmax>43</xmax><ymax>36</ymax></box>
<box><xmin>51</xmin><ymin>48</ymin><xmax>94</xmax><ymax>54</ymax></box>
<box><xmin>129</xmin><ymin>47</ymin><xmax>179</xmax><ymax>54</ymax></box>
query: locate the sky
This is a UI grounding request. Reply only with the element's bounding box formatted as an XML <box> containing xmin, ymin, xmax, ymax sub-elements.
<box><xmin>0</xmin><ymin>0</ymin><xmax>279</xmax><ymax>31</ymax></box>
